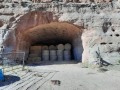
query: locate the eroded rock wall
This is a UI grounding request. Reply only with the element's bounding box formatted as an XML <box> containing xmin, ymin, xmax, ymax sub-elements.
<box><xmin>0</xmin><ymin>0</ymin><xmax>120</xmax><ymax>65</ymax></box>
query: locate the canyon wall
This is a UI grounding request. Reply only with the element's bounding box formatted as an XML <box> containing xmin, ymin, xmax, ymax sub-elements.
<box><xmin>0</xmin><ymin>0</ymin><xmax>120</xmax><ymax>65</ymax></box>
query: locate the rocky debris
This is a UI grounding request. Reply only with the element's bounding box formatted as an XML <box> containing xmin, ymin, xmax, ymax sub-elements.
<box><xmin>51</xmin><ymin>80</ymin><xmax>61</xmax><ymax>86</ymax></box>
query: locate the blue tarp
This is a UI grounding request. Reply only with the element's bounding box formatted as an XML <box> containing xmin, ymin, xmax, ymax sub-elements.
<box><xmin>0</xmin><ymin>69</ymin><xmax>4</xmax><ymax>81</ymax></box>
<box><xmin>73</xmin><ymin>47</ymin><xmax>82</xmax><ymax>61</ymax></box>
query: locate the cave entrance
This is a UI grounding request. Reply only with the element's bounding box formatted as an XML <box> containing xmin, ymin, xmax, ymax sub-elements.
<box><xmin>17</xmin><ymin>22</ymin><xmax>83</xmax><ymax>65</ymax></box>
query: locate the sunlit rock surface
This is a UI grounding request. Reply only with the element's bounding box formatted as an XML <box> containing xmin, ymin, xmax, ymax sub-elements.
<box><xmin>0</xmin><ymin>0</ymin><xmax>120</xmax><ymax>65</ymax></box>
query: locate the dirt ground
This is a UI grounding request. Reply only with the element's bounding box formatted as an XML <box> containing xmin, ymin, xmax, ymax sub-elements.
<box><xmin>0</xmin><ymin>62</ymin><xmax>120</xmax><ymax>90</ymax></box>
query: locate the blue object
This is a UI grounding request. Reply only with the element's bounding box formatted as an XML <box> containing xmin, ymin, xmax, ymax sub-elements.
<box><xmin>0</xmin><ymin>69</ymin><xmax>4</xmax><ymax>81</ymax></box>
<box><xmin>73</xmin><ymin>47</ymin><xmax>82</xmax><ymax>61</ymax></box>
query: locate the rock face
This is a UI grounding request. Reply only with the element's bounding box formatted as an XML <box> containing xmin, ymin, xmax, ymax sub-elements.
<box><xmin>16</xmin><ymin>11</ymin><xmax>53</xmax><ymax>33</ymax></box>
<box><xmin>0</xmin><ymin>20</ymin><xmax>3</xmax><ymax>27</ymax></box>
<box><xmin>0</xmin><ymin>0</ymin><xmax>120</xmax><ymax>65</ymax></box>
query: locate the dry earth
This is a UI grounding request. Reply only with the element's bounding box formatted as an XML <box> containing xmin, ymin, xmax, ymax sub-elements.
<box><xmin>0</xmin><ymin>62</ymin><xmax>120</xmax><ymax>90</ymax></box>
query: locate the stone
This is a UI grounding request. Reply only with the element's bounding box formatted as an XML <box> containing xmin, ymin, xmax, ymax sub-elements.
<box><xmin>1</xmin><ymin>0</ymin><xmax>120</xmax><ymax>66</ymax></box>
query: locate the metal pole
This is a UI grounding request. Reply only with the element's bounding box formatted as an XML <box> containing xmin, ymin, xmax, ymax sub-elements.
<box><xmin>22</xmin><ymin>52</ymin><xmax>25</xmax><ymax>71</ymax></box>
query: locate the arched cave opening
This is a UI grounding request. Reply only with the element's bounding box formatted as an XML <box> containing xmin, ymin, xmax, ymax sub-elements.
<box><xmin>16</xmin><ymin>22</ymin><xmax>83</xmax><ymax>64</ymax></box>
